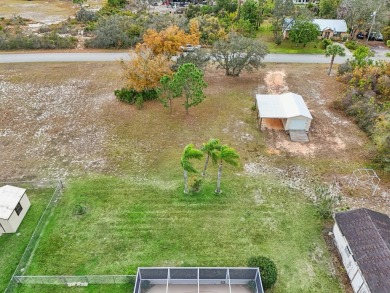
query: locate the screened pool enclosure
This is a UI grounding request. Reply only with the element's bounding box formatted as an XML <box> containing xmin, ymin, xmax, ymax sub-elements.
<box><xmin>134</xmin><ymin>267</ymin><xmax>264</xmax><ymax>293</ymax></box>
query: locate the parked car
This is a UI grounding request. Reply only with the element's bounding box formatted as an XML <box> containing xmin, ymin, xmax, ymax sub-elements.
<box><xmin>375</xmin><ymin>32</ymin><xmax>384</xmax><ymax>41</ymax></box>
<box><xmin>180</xmin><ymin>44</ymin><xmax>201</xmax><ymax>52</ymax></box>
<box><xmin>356</xmin><ymin>32</ymin><xmax>365</xmax><ymax>39</ymax></box>
<box><xmin>367</xmin><ymin>32</ymin><xmax>377</xmax><ymax>41</ymax></box>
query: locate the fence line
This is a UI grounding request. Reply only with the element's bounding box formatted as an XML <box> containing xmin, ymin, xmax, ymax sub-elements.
<box><xmin>0</xmin><ymin>179</ymin><xmax>61</xmax><ymax>189</ymax></box>
<box><xmin>4</xmin><ymin>180</ymin><xmax>64</xmax><ymax>293</ymax></box>
<box><xmin>13</xmin><ymin>275</ymin><xmax>136</xmax><ymax>286</ymax></box>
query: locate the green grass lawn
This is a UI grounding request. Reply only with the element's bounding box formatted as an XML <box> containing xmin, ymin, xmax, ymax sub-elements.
<box><xmin>17</xmin><ymin>173</ymin><xmax>342</xmax><ymax>293</ymax></box>
<box><xmin>0</xmin><ymin>187</ymin><xmax>53</xmax><ymax>292</ymax></box>
<box><xmin>257</xmin><ymin>24</ymin><xmax>326</xmax><ymax>54</ymax></box>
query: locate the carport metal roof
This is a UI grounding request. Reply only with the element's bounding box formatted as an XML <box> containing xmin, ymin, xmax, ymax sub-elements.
<box><xmin>255</xmin><ymin>92</ymin><xmax>312</xmax><ymax>119</ymax></box>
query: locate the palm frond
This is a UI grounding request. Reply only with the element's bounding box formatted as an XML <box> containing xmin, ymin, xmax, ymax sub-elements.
<box><xmin>201</xmin><ymin>138</ymin><xmax>221</xmax><ymax>153</ymax></box>
<box><xmin>181</xmin><ymin>144</ymin><xmax>203</xmax><ymax>173</ymax></box>
<box><xmin>219</xmin><ymin>145</ymin><xmax>240</xmax><ymax>166</ymax></box>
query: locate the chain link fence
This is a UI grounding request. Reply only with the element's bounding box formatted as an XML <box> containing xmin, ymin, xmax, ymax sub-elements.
<box><xmin>13</xmin><ymin>275</ymin><xmax>136</xmax><ymax>286</ymax></box>
<box><xmin>4</xmin><ymin>180</ymin><xmax>64</xmax><ymax>293</ymax></box>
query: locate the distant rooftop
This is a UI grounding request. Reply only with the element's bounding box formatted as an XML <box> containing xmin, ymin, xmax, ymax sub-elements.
<box><xmin>284</xmin><ymin>18</ymin><xmax>348</xmax><ymax>33</ymax></box>
<box><xmin>335</xmin><ymin>208</ymin><xmax>390</xmax><ymax>293</ymax></box>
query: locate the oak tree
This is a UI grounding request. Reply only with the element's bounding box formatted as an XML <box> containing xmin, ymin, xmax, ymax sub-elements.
<box><xmin>210</xmin><ymin>32</ymin><xmax>268</xmax><ymax>76</ymax></box>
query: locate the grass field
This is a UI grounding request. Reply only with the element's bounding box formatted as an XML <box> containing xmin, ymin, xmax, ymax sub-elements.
<box><xmin>19</xmin><ymin>174</ymin><xmax>342</xmax><ymax>293</ymax></box>
<box><xmin>0</xmin><ymin>187</ymin><xmax>53</xmax><ymax>292</ymax></box>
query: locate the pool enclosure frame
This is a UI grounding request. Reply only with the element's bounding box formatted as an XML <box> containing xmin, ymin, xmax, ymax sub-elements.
<box><xmin>134</xmin><ymin>267</ymin><xmax>264</xmax><ymax>293</ymax></box>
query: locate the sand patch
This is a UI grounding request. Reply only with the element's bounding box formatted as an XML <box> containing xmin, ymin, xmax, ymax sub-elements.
<box><xmin>264</xmin><ymin>70</ymin><xmax>289</xmax><ymax>94</ymax></box>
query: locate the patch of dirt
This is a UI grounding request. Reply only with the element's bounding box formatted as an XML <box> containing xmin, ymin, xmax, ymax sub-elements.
<box><xmin>264</xmin><ymin>70</ymin><xmax>289</xmax><ymax>94</ymax></box>
<box><xmin>0</xmin><ymin>0</ymin><xmax>104</xmax><ymax>24</ymax></box>
<box><xmin>0</xmin><ymin>63</ymin><xmax>120</xmax><ymax>180</ymax></box>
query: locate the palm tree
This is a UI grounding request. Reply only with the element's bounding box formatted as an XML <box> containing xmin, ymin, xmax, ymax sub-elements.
<box><xmin>181</xmin><ymin>144</ymin><xmax>203</xmax><ymax>194</ymax></box>
<box><xmin>215</xmin><ymin>145</ymin><xmax>239</xmax><ymax>194</ymax></box>
<box><xmin>201</xmin><ymin>138</ymin><xmax>220</xmax><ymax>176</ymax></box>
<box><xmin>325</xmin><ymin>44</ymin><xmax>346</xmax><ymax>76</ymax></box>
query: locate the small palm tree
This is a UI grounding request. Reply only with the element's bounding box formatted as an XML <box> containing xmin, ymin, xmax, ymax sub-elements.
<box><xmin>325</xmin><ymin>44</ymin><xmax>346</xmax><ymax>76</ymax></box>
<box><xmin>215</xmin><ymin>145</ymin><xmax>240</xmax><ymax>194</ymax></box>
<box><xmin>181</xmin><ymin>144</ymin><xmax>203</xmax><ymax>194</ymax></box>
<box><xmin>201</xmin><ymin>138</ymin><xmax>221</xmax><ymax>176</ymax></box>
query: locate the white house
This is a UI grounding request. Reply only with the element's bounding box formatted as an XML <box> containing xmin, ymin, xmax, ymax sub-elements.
<box><xmin>283</xmin><ymin>18</ymin><xmax>348</xmax><ymax>39</ymax></box>
<box><xmin>0</xmin><ymin>185</ymin><xmax>31</xmax><ymax>233</ymax></box>
<box><xmin>255</xmin><ymin>92</ymin><xmax>312</xmax><ymax>132</ymax></box>
<box><xmin>333</xmin><ymin>208</ymin><xmax>390</xmax><ymax>293</ymax></box>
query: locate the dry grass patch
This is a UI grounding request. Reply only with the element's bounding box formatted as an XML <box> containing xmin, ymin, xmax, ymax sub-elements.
<box><xmin>0</xmin><ymin>0</ymin><xmax>104</xmax><ymax>23</ymax></box>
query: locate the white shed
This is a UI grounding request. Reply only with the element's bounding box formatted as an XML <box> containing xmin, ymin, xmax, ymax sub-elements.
<box><xmin>255</xmin><ymin>92</ymin><xmax>312</xmax><ymax>132</ymax></box>
<box><xmin>0</xmin><ymin>185</ymin><xmax>31</xmax><ymax>233</ymax></box>
<box><xmin>333</xmin><ymin>208</ymin><xmax>390</xmax><ymax>293</ymax></box>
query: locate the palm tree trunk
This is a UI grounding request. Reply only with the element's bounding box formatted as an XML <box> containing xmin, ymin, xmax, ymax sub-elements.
<box><xmin>215</xmin><ymin>161</ymin><xmax>223</xmax><ymax>193</ymax></box>
<box><xmin>184</xmin><ymin>170</ymin><xmax>188</xmax><ymax>193</ymax></box>
<box><xmin>202</xmin><ymin>154</ymin><xmax>210</xmax><ymax>176</ymax></box>
<box><xmin>328</xmin><ymin>55</ymin><xmax>335</xmax><ymax>76</ymax></box>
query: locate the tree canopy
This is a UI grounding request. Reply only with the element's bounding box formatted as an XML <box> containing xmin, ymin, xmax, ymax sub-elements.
<box><xmin>125</xmin><ymin>45</ymin><xmax>172</xmax><ymax>93</ymax></box>
<box><xmin>142</xmin><ymin>21</ymin><xmax>200</xmax><ymax>57</ymax></box>
<box><xmin>289</xmin><ymin>19</ymin><xmax>320</xmax><ymax>47</ymax></box>
<box><xmin>325</xmin><ymin>44</ymin><xmax>346</xmax><ymax>75</ymax></box>
<box><xmin>210</xmin><ymin>33</ymin><xmax>268</xmax><ymax>76</ymax></box>
<box><xmin>170</xmin><ymin>63</ymin><xmax>207</xmax><ymax>114</ymax></box>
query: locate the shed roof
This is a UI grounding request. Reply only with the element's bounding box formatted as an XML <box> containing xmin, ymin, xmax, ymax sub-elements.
<box><xmin>255</xmin><ymin>92</ymin><xmax>312</xmax><ymax>119</ymax></box>
<box><xmin>0</xmin><ymin>185</ymin><xmax>26</xmax><ymax>220</ymax></box>
<box><xmin>335</xmin><ymin>208</ymin><xmax>390</xmax><ymax>293</ymax></box>
<box><xmin>284</xmin><ymin>18</ymin><xmax>348</xmax><ymax>33</ymax></box>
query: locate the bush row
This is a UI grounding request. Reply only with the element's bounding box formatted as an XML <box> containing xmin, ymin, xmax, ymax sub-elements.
<box><xmin>336</xmin><ymin>61</ymin><xmax>390</xmax><ymax>171</ymax></box>
<box><xmin>0</xmin><ymin>32</ymin><xmax>77</xmax><ymax>50</ymax></box>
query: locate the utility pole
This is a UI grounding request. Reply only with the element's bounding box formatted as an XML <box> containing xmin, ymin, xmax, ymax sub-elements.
<box><xmin>366</xmin><ymin>10</ymin><xmax>377</xmax><ymax>45</ymax></box>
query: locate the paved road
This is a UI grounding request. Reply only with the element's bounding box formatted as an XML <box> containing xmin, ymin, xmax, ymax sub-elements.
<box><xmin>0</xmin><ymin>51</ymin><xmax>388</xmax><ymax>64</ymax></box>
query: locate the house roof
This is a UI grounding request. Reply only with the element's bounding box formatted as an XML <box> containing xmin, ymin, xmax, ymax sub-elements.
<box><xmin>255</xmin><ymin>92</ymin><xmax>312</xmax><ymax>119</ymax></box>
<box><xmin>313</xmin><ymin>19</ymin><xmax>348</xmax><ymax>33</ymax></box>
<box><xmin>284</xmin><ymin>18</ymin><xmax>348</xmax><ymax>33</ymax></box>
<box><xmin>0</xmin><ymin>185</ymin><xmax>26</xmax><ymax>220</ymax></box>
<box><xmin>335</xmin><ymin>208</ymin><xmax>390</xmax><ymax>293</ymax></box>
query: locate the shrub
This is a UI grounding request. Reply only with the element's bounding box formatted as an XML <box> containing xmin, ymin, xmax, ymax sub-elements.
<box><xmin>345</xmin><ymin>40</ymin><xmax>358</xmax><ymax>50</ymax></box>
<box><xmin>38</xmin><ymin>25</ymin><xmax>51</xmax><ymax>33</ymax></box>
<box><xmin>85</xmin><ymin>15</ymin><xmax>140</xmax><ymax>48</ymax></box>
<box><xmin>321</xmin><ymin>38</ymin><xmax>333</xmax><ymax>49</ymax></box>
<box><xmin>73</xmin><ymin>204</ymin><xmax>87</xmax><ymax>216</ymax></box>
<box><xmin>337</xmin><ymin>60</ymin><xmax>353</xmax><ymax>75</ymax></box>
<box><xmin>76</xmin><ymin>8</ymin><xmax>97</xmax><ymax>23</ymax></box>
<box><xmin>114</xmin><ymin>88</ymin><xmax>158</xmax><ymax>109</ymax></box>
<box><xmin>314</xmin><ymin>185</ymin><xmax>340</xmax><ymax>220</ymax></box>
<box><xmin>0</xmin><ymin>31</ymin><xmax>77</xmax><ymax>50</ymax></box>
<box><xmin>247</xmin><ymin>256</ymin><xmax>277</xmax><ymax>290</ymax></box>
<box><xmin>190</xmin><ymin>178</ymin><xmax>203</xmax><ymax>193</ymax></box>
<box><xmin>387</xmin><ymin>40</ymin><xmax>390</xmax><ymax>47</ymax></box>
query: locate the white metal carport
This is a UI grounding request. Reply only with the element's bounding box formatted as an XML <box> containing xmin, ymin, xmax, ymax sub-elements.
<box><xmin>255</xmin><ymin>92</ymin><xmax>312</xmax><ymax>132</ymax></box>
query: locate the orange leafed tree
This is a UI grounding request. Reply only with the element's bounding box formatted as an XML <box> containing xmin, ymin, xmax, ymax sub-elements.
<box><xmin>125</xmin><ymin>45</ymin><xmax>172</xmax><ymax>92</ymax></box>
<box><xmin>142</xmin><ymin>21</ymin><xmax>200</xmax><ymax>57</ymax></box>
